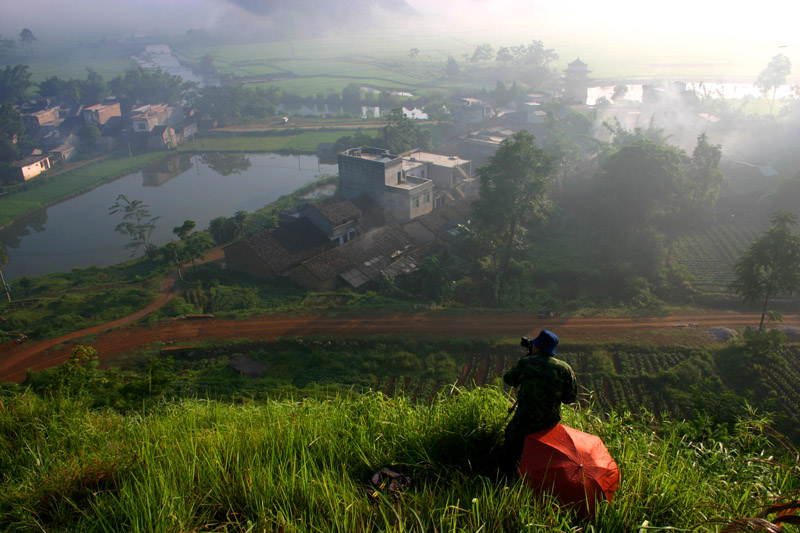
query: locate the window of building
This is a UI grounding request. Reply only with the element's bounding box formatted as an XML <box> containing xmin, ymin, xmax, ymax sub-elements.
<box><xmin>424</xmin><ymin>191</ymin><xmax>430</xmax><ymax>203</ymax></box>
<box><xmin>397</xmin><ymin>171</ymin><xmax>402</xmax><ymax>184</ymax></box>
<box><xmin>421</xmin><ymin>169</ymin><xmax>425</xmax><ymax>179</ymax></box>
<box><xmin>412</xmin><ymin>196</ymin><xmax>420</xmax><ymax>208</ymax></box>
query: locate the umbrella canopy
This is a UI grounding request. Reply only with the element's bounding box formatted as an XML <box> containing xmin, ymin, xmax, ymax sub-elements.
<box><xmin>518</xmin><ymin>424</ymin><xmax>620</xmax><ymax>517</ymax></box>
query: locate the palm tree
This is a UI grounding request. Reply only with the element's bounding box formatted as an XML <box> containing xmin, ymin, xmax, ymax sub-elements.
<box><xmin>18</xmin><ymin>29</ymin><xmax>36</xmax><ymax>57</ymax></box>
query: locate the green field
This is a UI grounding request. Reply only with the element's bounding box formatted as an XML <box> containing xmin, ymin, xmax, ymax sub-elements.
<box><xmin>670</xmin><ymin>223</ymin><xmax>763</xmax><ymax>295</ymax></box>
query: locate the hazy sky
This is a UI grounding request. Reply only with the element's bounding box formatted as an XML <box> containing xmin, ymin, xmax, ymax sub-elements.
<box><xmin>2</xmin><ymin>0</ymin><xmax>798</xmax><ymax>80</ymax></box>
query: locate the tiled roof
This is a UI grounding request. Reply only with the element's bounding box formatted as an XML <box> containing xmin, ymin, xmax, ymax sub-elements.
<box><xmin>312</xmin><ymin>195</ymin><xmax>361</xmax><ymax>225</ymax></box>
<box><xmin>299</xmin><ymin>225</ymin><xmax>414</xmax><ymax>282</ymax></box>
<box><xmin>241</xmin><ymin>218</ymin><xmax>331</xmax><ymax>273</ymax></box>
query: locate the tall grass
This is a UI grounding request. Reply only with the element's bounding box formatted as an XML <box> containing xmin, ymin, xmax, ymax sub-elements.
<box><xmin>1</xmin><ymin>387</ymin><xmax>797</xmax><ymax>531</ymax></box>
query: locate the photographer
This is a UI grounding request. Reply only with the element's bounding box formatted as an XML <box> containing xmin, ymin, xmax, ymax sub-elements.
<box><xmin>502</xmin><ymin>329</ymin><xmax>577</xmax><ymax>473</ymax></box>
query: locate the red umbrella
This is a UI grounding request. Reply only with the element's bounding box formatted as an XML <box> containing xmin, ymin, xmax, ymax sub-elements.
<box><xmin>518</xmin><ymin>424</ymin><xmax>620</xmax><ymax>517</ymax></box>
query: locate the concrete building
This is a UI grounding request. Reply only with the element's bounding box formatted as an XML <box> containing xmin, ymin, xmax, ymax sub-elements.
<box><xmin>10</xmin><ymin>154</ymin><xmax>52</xmax><ymax>181</ymax></box>
<box><xmin>338</xmin><ymin>147</ymin><xmax>435</xmax><ymax>223</ymax></box>
<box><xmin>131</xmin><ymin>104</ymin><xmax>172</xmax><ymax>133</ymax></box>
<box><xmin>338</xmin><ymin>147</ymin><xmax>475</xmax><ymax>222</ymax></box>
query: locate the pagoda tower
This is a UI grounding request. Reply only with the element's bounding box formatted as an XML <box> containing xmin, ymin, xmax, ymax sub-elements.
<box><xmin>563</xmin><ymin>58</ymin><xmax>591</xmax><ymax>104</ymax></box>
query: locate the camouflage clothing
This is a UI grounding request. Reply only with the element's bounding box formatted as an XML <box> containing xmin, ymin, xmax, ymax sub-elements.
<box><xmin>503</xmin><ymin>353</ymin><xmax>577</xmax><ymax>465</ymax></box>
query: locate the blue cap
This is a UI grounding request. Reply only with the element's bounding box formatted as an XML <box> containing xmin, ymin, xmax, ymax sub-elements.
<box><xmin>532</xmin><ymin>330</ymin><xmax>558</xmax><ymax>355</ymax></box>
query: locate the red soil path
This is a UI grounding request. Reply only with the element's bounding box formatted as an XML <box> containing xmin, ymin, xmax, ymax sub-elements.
<box><xmin>0</xmin><ymin>247</ymin><xmax>795</xmax><ymax>383</ymax></box>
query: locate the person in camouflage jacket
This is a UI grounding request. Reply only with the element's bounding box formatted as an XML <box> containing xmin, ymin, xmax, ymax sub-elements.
<box><xmin>502</xmin><ymin>329</ymin><xmax>577</xmax><ymax>471</ymax></box>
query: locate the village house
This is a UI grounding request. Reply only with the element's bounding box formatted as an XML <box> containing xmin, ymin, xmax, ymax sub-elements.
<box><xmin>19</xmin><ymin>100</ymin><xmax>61</xmax><ymax>130</ymax></box>
<box><xmin>147</xmin><ymin>125</ymin><xmax>177</xmax><ymax>150</ymax></box>
<box><xmin>10</xmin><ymin>154</ymin><xmax>52</xmax><ymax>182</ymax></box>
<box><xmin>131</xmin><ymin>104</ymin><xmax>173</xmax><ymax>133</ymax></box>
<box><xmin>83</xmin><ymin>100</ymin><xmax>122</xmax><ymax>126</ymax></box>
<box><xmin>289</xmin><ymin>224</ymin><xmax>417</xmax><ymax>291</ymax></box>
<box><xmin>338</xmin><ymin>146</ymin><xmax>475</xmax><ymax>223</ymax></box>
<box><xmin>280</xmin><ymin>195</ymin><xmax>362</xmax><ymax>245</ymax></box>
<box><xmin>223</xmin><ymin>218</ymin><xmax>332</xmax><ymax>279</ymax></box>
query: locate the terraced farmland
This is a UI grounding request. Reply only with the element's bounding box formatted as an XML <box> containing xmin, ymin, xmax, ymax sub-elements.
<box><xmin>670</xmin><ymin>223</ymin><xmax>763</xmax><ymax>295</ymax></box>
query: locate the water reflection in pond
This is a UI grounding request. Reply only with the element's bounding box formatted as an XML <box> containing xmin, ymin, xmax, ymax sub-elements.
<box><xmin>0</xmin><ymin>154</ymin><xmax>337</xmax><ymax>281</ymax></box>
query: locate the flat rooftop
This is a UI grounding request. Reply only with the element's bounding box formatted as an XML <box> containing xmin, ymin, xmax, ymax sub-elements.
<box><xmin>342</xmin><ymin>147</ymin><xmax>399</xmax><ymax>164</ymax></box>
<box><xmin>404</xmin><ymin>151</ymin><xmax>469</xmax><ymax>168</ymax></box>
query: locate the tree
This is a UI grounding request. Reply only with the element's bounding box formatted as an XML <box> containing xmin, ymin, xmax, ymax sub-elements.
<box><xmin>496</xmin><ymin>47</ymin><xmax>514</xmax><ymax>65</ymax></box>
<box><xmin>407</xmin><ymin>48</ymin><xmax>420</xmax><ymax>60</ymax></box>
<box><xmin>756</xmin><ymin>54</ymin><xmax>791</xmax><ymax>115</ymax></box>
<box><xmin>0</xmin><ymin>103</ymin><xmax>26</xmax><ymax>163</ymax></box>
<box><xmin>172</xmin><ymin>219</ymin><xmax>196</xmax><ymax>241</ymax></box>
<box><xmin>730</xmin><ymin>211</ymin><xmax>800</xmax><ymax>331</ymax></box>
<box><xmin>472</xmin><ymin>131</ymin><xmax>556</xmax><ymax>301</ymax></box>
<box><xmin>612</xmin><ymin>84</ymin><xmax>628</xmax><ymax>102</ymax></box>
<box><xmin>470</xmin><ymin>43</ymin><xmax>494</xmax><ymax>63</ymax></box>
<box><xmin>18</xmin><ymin>29</ymin><xmax>36</xmax><ymax>56</ymax></box>
<box><xmin>109</xmin><ymin>195</ymin><xmax>161</xmax><ymax>257</ymax></box>
<box><xmin>445</xmin><ymin>56</ymin><xmax>459</xmax><ymax>77</ymax></box>
<box><xmin>78</xmin><ymin>125</ymin><xmax>100</xmax><ymax>147</ymax></box>
<box><xmin>383</xmin><ymin>107</ymin><xmax>431</xmax><ymax>153</ymax></box>
<box><xmin>594</xmin><ymin>138</ymin><xmax>688</xmax><ymax>234</ymax></box>
<box><xmin>0</xmin><ymin>246</ymin><xmax>10</xmax><ymax>302</ymax></box>
<box><xmin>80</xmin><ymin>68</ymin><xmax>109</xmax><ymax>105</ymax></box>
<box><xmin>0</xmin><ymin>64</ymin><xmax>32</xmax><ymax>105</ymax></box>
<box><xmin>0</xmin><ymin>34</ymin><xmax>16</xmax><ymax>59</ymax></box>
<box><xmin>685</xmin><ymin>133</ymin><xmax>723</xmax><ymax>222</ymax></box>
<box><xmin>333</xmin><ymin>129</ymin><xmax>379</xmax><ymax>153</ymax></box>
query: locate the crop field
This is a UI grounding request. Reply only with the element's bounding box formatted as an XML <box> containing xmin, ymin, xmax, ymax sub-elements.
<box><xmin>670</xmin><ymin>222</ymin><xmax>762</xmax><ymax>295</ymax></box>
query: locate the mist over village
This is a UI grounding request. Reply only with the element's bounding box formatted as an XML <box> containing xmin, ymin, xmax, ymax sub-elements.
<box><xmin>1</xmin><ymin>1</ymin><xmax>800</xmax><ymax>530</ymax></box>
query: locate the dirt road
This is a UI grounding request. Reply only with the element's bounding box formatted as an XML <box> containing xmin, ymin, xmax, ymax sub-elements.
<box><xmin>1</xmin><ymin>300</ymin><xmax>792</xmax><ymax>383</ymax></box>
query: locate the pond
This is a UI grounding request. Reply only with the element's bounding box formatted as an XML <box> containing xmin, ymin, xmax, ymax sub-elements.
<box><xmin>0</xmin><ymin>154</ymin><xmax>337</xmax><ymax>282</ymax></box>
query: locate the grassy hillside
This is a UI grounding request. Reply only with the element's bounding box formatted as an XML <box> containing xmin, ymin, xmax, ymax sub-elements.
<box><xmin>1</xmin><ymin>387</ymin><xmax>797</xmax><ymax>531</ymax></box>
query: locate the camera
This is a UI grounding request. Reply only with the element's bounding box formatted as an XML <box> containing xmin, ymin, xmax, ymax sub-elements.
<box><xmin>520</xmin><ymin>337</ymin><xmax>533</xmax><ymax>349</ymax></box>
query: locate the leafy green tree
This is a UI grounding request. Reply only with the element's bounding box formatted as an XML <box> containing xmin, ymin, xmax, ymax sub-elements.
<box><xmin>332</xmin><ymin>129</ymin><xmax>379</xmax><ymax>153</ymax></box>
<box><xmin>110</xmin><ymin>66</ymin><xmax>196</xmax><ymax>109</ymax></box>
<box><xmin>383</xmin><ymin>108</ymin><xmax>431</xmax><ymax>153</ymax></box>
<box><xmin>79</xmin><ymin>68</ymin><xmax>109</xmax><ymax>105</ymax></box>
<box><xmin>185</xmin><ymin>232</ymin><xmax>214</xmax><ymax>273</ymax></box>
<box><xmin>470</xmin><ymin>43</ymin><xmax>494</xmax><ymax>63</ymax></box>
<box><xmin>445</xmin><ymin>56</ymin><xmax>459</xmax><ymax>77</ymax></box>
<box><xmin>495</xmin><ymin>46</ymin><xmax>514</xmax><ymax>65</ymax></box>
<box><xmin>78</xmin><ymin>124</ymin><xmax>100</xmax><ymax>146</ymax></box>
<box><xmin>472</xmin><ymin>131</ymin><xmax>556</xmax><ymax>301</ymax></box>
<box><xmin>38</xmin><ymin>75</ymin><xmax>82</xmax><ymax>104</ymax></box>
<box><xmin>109</xmin><ymin>194</ymin><xmax>161</xmax><ymax>257</ymax></box>
<box><xmin>18</xmin><ymin>29</ymin><xmax>36</xmax><ymax>56</ymax></box>
<box><xmin>756</xmin><ymin>54</ymin><xmax>791</xmax><ymax>115</ymax></box>
<box><xmin>595</xmin><ymin>138</ymin><xmax>688</xmax><ymax>234</ymax></box>
<box><xmin>730</xmin><ymin>211</ymin><xmax>800</xmax><ymax>331</ymax></box>
<box><xmin>611</xmin><ymin>84</ymin><xmax>628</xmax><ymax>102</ymax></box>
<box><xmin>0</xmin><ymin>34</ymin><xmax>16</xmax><ymax>59</ymax></box>
<box><xmin>0</xmin><ymin>103</ymin><xmax>26</xmax><ymax>163</ymax></box>
<box><xmin>685</xmin><ymin>133</ymin><xmax>723</xmax><ymax>222</ymax></box>
<box><xmin>0</xmin><ymin>246</ymin><xmax>10</xmax><ymax>302</ymax></box>
<box><xmin>173</xmin><ymin>219</ymin><xmax>196</xmax><ymax>241</ymax></box>
<box><xmin>0</xmin><ymin>64</ymin><xmax>32</xmax><ymax>104</ymax></box>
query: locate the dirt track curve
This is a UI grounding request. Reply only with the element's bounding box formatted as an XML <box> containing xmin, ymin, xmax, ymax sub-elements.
<box><xmin>1</xmin><ymin>250</ymin><xmax>795</xmax><ymax>383</ymax></box>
